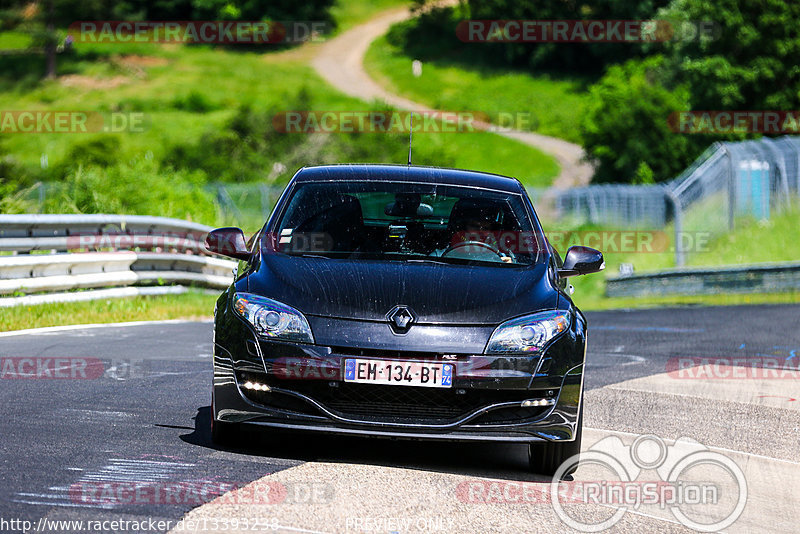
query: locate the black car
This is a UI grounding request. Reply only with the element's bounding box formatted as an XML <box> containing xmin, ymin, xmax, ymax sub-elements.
<box><xmin>206</xmin><ymin>164</ymin><xmax>603</xmax><ymax>475</ymax></box>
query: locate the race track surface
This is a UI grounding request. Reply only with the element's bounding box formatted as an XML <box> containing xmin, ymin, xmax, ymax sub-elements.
<box><xmin>1</xmin><ymin>305</ymin><xmax>798</xmax><ymax>533</ymax></box>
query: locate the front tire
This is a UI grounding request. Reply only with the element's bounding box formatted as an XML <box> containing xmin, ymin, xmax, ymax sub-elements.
<box><xmin>528</xmin><ymin>400</ymin><xmax>583</xmax><ymax>477</ymax></box>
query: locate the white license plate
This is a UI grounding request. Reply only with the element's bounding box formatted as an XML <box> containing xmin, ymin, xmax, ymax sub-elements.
<box><xmin>343</xmin><ymin>358</ymin><xmax>453</xmax><ymax>388</ymax></box>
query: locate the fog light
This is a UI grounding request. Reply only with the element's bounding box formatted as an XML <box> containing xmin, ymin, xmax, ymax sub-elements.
<box><xmin>243</xmin><ymin>381</ymin><xmax>271</xmax><ymax>392</ymax></box>
<box><xmin>521</xmin><ymin>398</ymin><xmax>555</xmax><ymax>408</ymax></box>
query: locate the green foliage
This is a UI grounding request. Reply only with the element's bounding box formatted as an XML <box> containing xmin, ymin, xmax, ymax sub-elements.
<box><xmin>385</xmin><ymin>6</ymin><xmax>461</xmax><ymax>61</ymax></box>
<box><xmin>171</xmin><ymin>90</ymin><xmax>219</xmax><ymax>113</ymax></box>
<box><xmin>166</xmin><ymin>97</ymin><xmax>457</xmax><ymax>183</ymax></box>
<box><xmin>46</xmin><ymin>159</ymin><xmax>218</xmax><ymax>223</ymax></box>
<box><xmin>63</xmin><ymin>136</ymin><xmax>123</xmax><ymax>167</ymax></box>
<box><xmin>660</xmin><ymin>0</ymin><xmax>800</xmax><ymax>111</ymax></box>
<box><xmin>0</xmin><ymin>180</ymin><xmax>39</xmax><ymax>213</ymax></box>
<box><xmin>0</xmin><ymin>0</ymin><xmax>337</xmax><ymax>25</ymax></box>
<box><xmin>580</xmin><ymin>56</ymin><xmax>697</xmax><ymax>183</ymax></box>
<box><xmin>580</xmin><ymin>0</ymin><xmax>800</xmax><ymax>183</ymax></box>
<box><xmin>190</xmin><ymin>0</ymin><xmax>335</xmax><ymax>23</ymax></box>
<box><xmin>460</xmin><ymin>0</ymin><xmax>670</xmax><ymax>73</ymax></box>
<box><xmin>632</xmin><ymin>161</ymin><xmax>656</xmax><ymax>185</ymax></box>
<box><xmin>366</xmin><ymin>32</ymin><xmax>590</xmax><ymax>144</ymax></box>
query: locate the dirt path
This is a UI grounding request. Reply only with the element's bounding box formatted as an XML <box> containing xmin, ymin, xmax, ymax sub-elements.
<box><xmin>311</xmin><ymin>8</ymin><xmax>594</xmax><ymax>188</ymax></box>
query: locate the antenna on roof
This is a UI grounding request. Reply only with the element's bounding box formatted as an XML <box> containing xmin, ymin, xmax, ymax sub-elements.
<box><xmin>407</xmin><ymin>112</ymin><xmax>413</xmax><ymax>167</ymax></box>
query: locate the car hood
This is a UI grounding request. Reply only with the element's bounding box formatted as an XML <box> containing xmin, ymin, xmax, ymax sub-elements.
<box><xmin>245</xmin><ymin>253</ymin><xmax>557</xmax><ymax>325</ymax></box>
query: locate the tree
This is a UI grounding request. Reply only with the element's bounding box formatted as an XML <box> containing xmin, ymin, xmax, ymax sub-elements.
<box><xmin>580</xmin><ymin>56</ymin><xmax>697</xmax><ymax>183</ymax></box>
<box><xmin>0</xmin><ymin>0</ymin><xmax>116</xmax><ymax>78</ymax></box>
<box><xmin>660</xmin><ymin>0</ymin><xmax>800</xmax><ymax>110</ymax></box>
<box><xmin>464</xmin><ymin>0</ymin><xmax>671</xmax><ymax>73</ymax></box>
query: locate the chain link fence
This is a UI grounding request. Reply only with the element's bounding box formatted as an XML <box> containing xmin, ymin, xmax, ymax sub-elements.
<box><xmin>540</xmin><ymin>136</ymin><xmax>800</xmax><ymax>266</ymax></box>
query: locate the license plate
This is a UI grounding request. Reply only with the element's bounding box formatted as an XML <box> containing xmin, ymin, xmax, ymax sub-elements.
<box><xmin>343</xmin><ymin>358</ymin><xmax>453</xmax><ymax>388</ymax></box>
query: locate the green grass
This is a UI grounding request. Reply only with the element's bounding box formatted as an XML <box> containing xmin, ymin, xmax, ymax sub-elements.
<box><xmin>0</xmin><ymin>36</ymin><xmax>557</xmax><ymax>204</ymax></box>
<box><xmin>577</xmin><ymin>290</ymin><xmax>800</xmax><ymax>311</ymax></box>
<box><xmin>564</xmin><ymin>208</ymin><xmax>800</xmax><ymax>310</ymax></box>
<box><xmin>330</xmin><ymin>0</ymin><xmax>409</xmax><ymax>34</ymax></box>
<box><xmin>0</xmin><ymin>290</ymin><xmax>217</xmax><ymax>332</ymax></box>
<box><xmin>0</xmin><ymin>31</ymin><xmax>32</xmax><ymax>49</ymax></box>
<box><xmin>364</xmin><ymin>35</ymin><xmax>590</xmax><ymax>144</ymax></box>
<box><xmin>689</xmin><ymin>210</ymin><xmax>800</xmax><ymax>266</ymax></box>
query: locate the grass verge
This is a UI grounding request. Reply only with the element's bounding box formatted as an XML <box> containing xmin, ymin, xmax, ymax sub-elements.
<box><xmin>565</xmin><ymin>208</ymin><xmax>800</xmax><ymax>310</ymax></box>
<box><xmin>576</xmin><ymin>290</ymin><xmax>800</xmax><ymax>311</ymax></box>
<box><xmin>0</xmin><ymin>290</ymin><xmax>218</xmax><ymax>332</ymax></box>
<box><xmin>330</xmin><ymin>0</ymin><xmax>410</xmax><ymax>34</ymax></box>
<box><xmin>364</xmin><ymin>34</ymin><xmax>590</xmax><ymax>144</ymax></box>
<box><xmin>0</xmin><ymin>34</ymin><xmax>558</xmax><ymax>216</ymax></box>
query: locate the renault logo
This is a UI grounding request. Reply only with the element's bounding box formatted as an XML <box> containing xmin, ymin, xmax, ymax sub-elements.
<box><xmin>387</xmin><ymin>305</ymin><xmax>416</xmax><ymax>334</ymax></box>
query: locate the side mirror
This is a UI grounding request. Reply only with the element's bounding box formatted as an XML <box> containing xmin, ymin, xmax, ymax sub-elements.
<box><xmin>205</xmin><ymin>227</ymin><xmax>250</xmax><ymax>261</ymax></box>
<box><xmin>558</xmin><ymin>246</ymin><xmax>604</xmax><ymax>277</ymax></box>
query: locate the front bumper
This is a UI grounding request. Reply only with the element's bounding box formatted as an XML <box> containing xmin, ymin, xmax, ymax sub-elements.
<box><xmin>213</xmin><ymin>299</ymin><xmax>587</xmax><ymax>443</ymax></box>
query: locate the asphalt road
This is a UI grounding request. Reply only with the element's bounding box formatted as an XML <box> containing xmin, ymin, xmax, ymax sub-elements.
<box><xmin>1</xmin><ymin>304</ymin><xmax>799</xmax><ymax>533</ymax></box>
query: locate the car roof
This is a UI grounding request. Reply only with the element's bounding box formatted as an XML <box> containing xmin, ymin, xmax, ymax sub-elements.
<box><xmin>291</xmin><ymin>164</ymin><xmax>525</xmax><ymax>194</ymax></box>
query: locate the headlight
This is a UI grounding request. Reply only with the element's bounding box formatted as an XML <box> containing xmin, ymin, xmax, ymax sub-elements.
<box><xmin>485</xmin><ymin>310</ymin><xmax>570</xmax><ymax>354</ymax></box>
<box><xmin>232</xmin><ymin>293</ymin><xmax>314</xmax><ymax>343</ymax></box>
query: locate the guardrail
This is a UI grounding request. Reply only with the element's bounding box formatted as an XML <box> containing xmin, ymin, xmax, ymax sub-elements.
<box><xmin>0</xmin><ymin>214</ymin><xmax>211</xmax><ymax>253</ymax></box>
<box><xmin>0</xmin><ymin>214</ymin><xmax>237</xmax><ymax>307</ymax></box>
<box><xmin>606</xmin><ymin>261</ymin><xmax>800</xmax><ymax>298</ymax></box>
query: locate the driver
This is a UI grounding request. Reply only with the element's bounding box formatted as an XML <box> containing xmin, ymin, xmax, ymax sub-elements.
<box><xmin>434</xmin><ymin>201</ymin><xmax>514</xmax><ymax>262</ymax></box>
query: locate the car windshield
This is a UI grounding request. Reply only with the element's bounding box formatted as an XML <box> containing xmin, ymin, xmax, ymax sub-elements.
<box><xmin>271</xmin><ymin>180</ymin><xmax>545</xmax><ymax>266</ymax></box>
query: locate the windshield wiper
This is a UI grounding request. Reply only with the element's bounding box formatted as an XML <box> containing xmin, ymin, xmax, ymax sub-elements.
<box><xmin>404</xmin><ymin>258</ymin><xmax>449</xmax><ymax>265</ymax></box>
<box><xmin>299</xmin><ymin>253</ymin><xmax>332</xmax><ymax>259</ymax></box>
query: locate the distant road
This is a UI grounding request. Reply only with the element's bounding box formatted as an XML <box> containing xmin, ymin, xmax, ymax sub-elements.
<box><xmin>311</xmin><ymin>7</ymin><xmax>594</xmax><ymax>188</ymax></box>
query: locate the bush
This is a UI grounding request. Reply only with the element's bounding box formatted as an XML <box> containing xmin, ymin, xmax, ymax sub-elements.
<box><xmin>580</xmin><ymin>56</ymin><xmax>699</xmax><ymax>183</ymax></box>
<box><xmin>659</xmin><ymin>0</ymin><xmax>800</xmax><ymax>111</ymax></box>
<box><xmin>388</xmin><ymin>1</ymin><xmax>670</xmax><ymax>74</ymax></box>
<box><xmin>166</xmin><ymin>96</ymin><xmax>456</xmax><ymax>183</ymax></box>
<box><xmin>46</xmin><ymin>159</ymin><xmax>218</xmax><ymax>223</ymax></box>
<box><xmin>63</xmin><ymin>136</ymin><xmax>123</xmax><ymax>168</ymax></box>
<box><xmin>172</xmin><ymin>90</ymin><xmax>219</xmax><ymax>113</ymax></box>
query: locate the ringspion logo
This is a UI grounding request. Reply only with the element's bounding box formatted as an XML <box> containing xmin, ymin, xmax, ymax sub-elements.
<box><xmin>550</xmin><ymin>435</ymin><xmax>747</xmax><ymax>532</ymax></box>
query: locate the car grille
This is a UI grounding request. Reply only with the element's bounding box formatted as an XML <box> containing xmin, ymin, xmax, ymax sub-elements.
<box><xmin>321</xmin><ymin>384</ymin><xmax>473</xmax><ymax>421</ymax></box>
<box><xmin>256</xmin><ymin>380</ymin><xmax>551</xmax><ymax>424</ymax></box>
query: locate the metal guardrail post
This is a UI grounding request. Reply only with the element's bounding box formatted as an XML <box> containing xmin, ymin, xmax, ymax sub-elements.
<box><xmin>666</xmin><ymin>188</ymin><xmax>684</xmax><ymax>267</ymax></box>
<box><xmin>722</xmin><ymin>144</ymin><xmax>735</xmax><ymax>231</ymax></box>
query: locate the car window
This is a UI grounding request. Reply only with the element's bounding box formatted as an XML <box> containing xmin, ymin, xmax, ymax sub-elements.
<box><xmin>271</xmin><ymin>181</ymin><xmax>544</xmax><ymax>266</ymax></box>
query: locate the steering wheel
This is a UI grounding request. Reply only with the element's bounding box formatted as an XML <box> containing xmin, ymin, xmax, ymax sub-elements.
<box><xmin>442</xmin><ymin>240</ymin><xmax>504</xmax><ymax>259</ymax></box>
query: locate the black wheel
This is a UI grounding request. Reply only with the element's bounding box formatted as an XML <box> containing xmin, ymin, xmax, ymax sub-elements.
<box><xmin>211</xmin><ymin>392</ymin><xmax>240</xmax><ymax>446</ymax></box>
<box><xmin>528</xmin><ymin>400</ymin><xmax>583</xmax><ymax>477</ymax></box>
